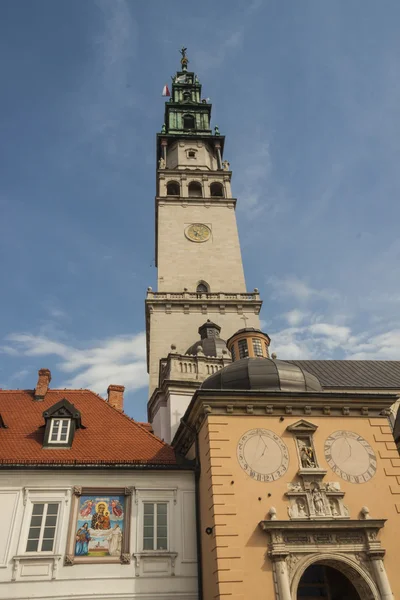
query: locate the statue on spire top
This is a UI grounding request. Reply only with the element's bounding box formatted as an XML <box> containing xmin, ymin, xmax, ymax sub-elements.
<box><xmin>180</xmin><ymin>47</ymin><xmax>189</xmax><ymax>71</ymax></box>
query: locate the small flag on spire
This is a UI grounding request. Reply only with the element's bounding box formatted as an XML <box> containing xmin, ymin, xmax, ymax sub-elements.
<box><xmin>162</xmin><ymin>84</ymin><xmax>170</xmax><ymax>97</ymax></box>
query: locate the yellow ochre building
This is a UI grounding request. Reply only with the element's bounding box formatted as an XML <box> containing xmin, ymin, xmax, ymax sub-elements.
<box><xmin>148</xmin><ymin>50</ymin><xmax>400</xmax><ymax>599</ymax></box>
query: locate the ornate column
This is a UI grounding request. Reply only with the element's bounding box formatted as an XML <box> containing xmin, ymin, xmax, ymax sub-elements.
<box><xmin>273</xmin><ymin>555</ymin><xmax>292</xmax><ymax>600</ymax></box>
<box><xmin>368</xmin><ymin>551</ymin><xmax>394</xmax><ymax>600</ymax></box>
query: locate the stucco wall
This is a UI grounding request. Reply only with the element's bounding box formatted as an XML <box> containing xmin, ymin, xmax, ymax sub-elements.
<box><xmin>197</xmin><ymin>412</ymin><xmax>400</xmax><ymax>600</ymax></box>
<box><xmin>0</xmin><ymin>470</ymin><xmax>197</xmax><ymax>600</ymax></box>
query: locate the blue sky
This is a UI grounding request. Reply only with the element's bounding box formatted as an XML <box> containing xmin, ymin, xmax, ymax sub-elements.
<box><xmin>1</xmin><ymin>1</ymin><xmax>400</xmax><ymax>420</ymax></box>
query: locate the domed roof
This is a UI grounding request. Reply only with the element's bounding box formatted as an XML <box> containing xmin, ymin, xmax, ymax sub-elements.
<box><xmin>201</xmin><ymin>357</ymin><xmax>322</xmax><ymax>392</ymax></box>
<box><xmin>186</xmin><ymin>320</ymin><xmax>229</xmax><ymax>358</ymax></box>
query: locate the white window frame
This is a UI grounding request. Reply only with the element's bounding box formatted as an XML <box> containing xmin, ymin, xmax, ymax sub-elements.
<box><xmin>134</xmin><ymin>487</ymin><xmax>176</xmax><ymax>554</ymax></box>
<box><xmin>25</xmin><ymin>502</ymin><xmax>60</xmax><ymax>553</ymax></box>
<box><xmin>143</xmin><ymin>501</ymin><xmax>169</xmax><ymax>551</ymax></box>
<box><xmin>49</xmin><ymin>418</ymin><xmax>71</xmax><ymax>444</ymax></box>
<box><xmin>16</xmin><ymin>488</ymin><xmax>69</xmax><ymax>558</ymax></box>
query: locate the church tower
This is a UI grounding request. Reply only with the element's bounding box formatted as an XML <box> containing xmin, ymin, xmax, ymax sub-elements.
<box><xmin>146</xmin><ymin>50</ymin><xmax>262</xmax><ymax>429</ymax></box>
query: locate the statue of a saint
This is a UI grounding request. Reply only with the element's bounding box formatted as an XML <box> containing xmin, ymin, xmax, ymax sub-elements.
<box><xmin>222</xmin><ymin>160</ymin><xmax>230</xmax><ymax>171</ymax></box>
<box><xmin>312</xmin><ymin>487</ymin><xmax>325</xmax><ymax>515</ymax></box>
<box><xmin>298</xmin><ymin>440</ymin><xmax>316</xmax><ymax>468</ymax></box>
<box><xmin>161</xmin><ymin>123</ymin><xmax>166</xmax><ymax>134</ymax></box>
<box><xmin>214</xmin><ymin>125</ymin><xmax>220</xmax><ymax>136</ymax></box>
<box><xmin>158</xmin><ymin>157</ymin><xmax>166</xmax><ymax>169</ymax></box>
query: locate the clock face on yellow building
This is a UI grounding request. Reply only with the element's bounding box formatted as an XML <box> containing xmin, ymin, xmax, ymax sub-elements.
<box><xmin>185</xmin><ymin>223</ymin><xmax>211</xmax><ymax>242</ymax></box>
<box><xmin>237</xmin><ymin>429</ymin><xmax>289</xmax><ymax>482</ymax></box>
<box><xmin>324</xmin><ymin>430</ymin><xmax>377</xmax><ymax>483</ymax></box>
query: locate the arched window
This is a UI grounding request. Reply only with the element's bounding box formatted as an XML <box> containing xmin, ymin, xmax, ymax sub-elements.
<box><xmin>167</xmin><ymin>181</ymin><xmax>180</xmax><ymax>196</ymax></box>
<box><xmin>183</xmin><ymin>114</ymin><xmax>195</xmax><ymax>130</ymax></box>
<box><xmin>196</xmin><ymin>281</ymin><xmax>209</xmax><ymax>293</ymax></box>
<box><xmin>188</xmin><ymin>181</ymin><xmax>202</xmax><ymax>197</ymax></box>
<box><xmin>183</xmin><ymin>91</ymin><xmax>191</xmax><ymax>102</ymax></box>
<box><xmin>210</xmin><ymin>182</ymin><xmax>224</xmax><ymax>197</ymax></box>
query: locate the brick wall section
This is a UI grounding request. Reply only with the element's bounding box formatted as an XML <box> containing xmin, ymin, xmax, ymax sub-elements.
<box><xmin>369</xmin><ymin>418</ymin><xmax>400</xmax><ymax>512</ymax></box>
<box><xmin>200</xmin><ymin>419</ymin><xmax>245</xmax><ymax>600</ymax></box>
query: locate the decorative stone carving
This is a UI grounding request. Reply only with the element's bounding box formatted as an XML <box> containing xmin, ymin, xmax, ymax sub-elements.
<box><xmin>298</xmin><ymin>439</ymin><xmax>316</xmax><ymax>468</ymax></box>
<box><xmin>325</xmin><ymin>482</ymin><xmax>341</xmax><ymax>492</ymax></box>
<box><xmin>286</xmin><ymin>553</ymin><xmax>300</xmax><ymax>577</ymax></box>
<box><xmin>311</xmin><ymin>485</ymin><xmax>325</xmax><ymax>515</ymax></box>
<box><xmin>222</xmin><ymin>159</ymin><xmax>230</xmax><ymax>171</ymax></box>
<box><xmin>120</xmin><ymin>553</ymin><xmax>131</xmax><ymax>564</ymax></box>
<box><xmin>286</xmin><ymin>477</ymin><xmax>349</xmax><ymax>520</ymax></box>
<box><xmin>64</xmin><ymin>555</ymin><xmax>74</xmax><ymax>566</ymax></box>
<box><xmin>268</xmin><ymin>507</ymin><xmax>277</xmax><ymax>520</ymax></box>
<box><xmin>288</xmin><ymin>481</ymin><xmax>303</xmax><ymax>492</ymax></box>
<box><xmin>360</xmin><ymin>506</ymin><xmax>371</xmax><ymax>519</ymax></box>
<box><xmin>73</xmin><ymin>486</ymin><xmax>82</xmax><ymax>497</ymax></box>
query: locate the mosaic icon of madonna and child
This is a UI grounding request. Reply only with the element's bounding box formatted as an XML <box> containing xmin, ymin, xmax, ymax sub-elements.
<box><xmin>75</xmin><ymin>495</ymin><xmax>125</xmax><ymax>557</ymax></box>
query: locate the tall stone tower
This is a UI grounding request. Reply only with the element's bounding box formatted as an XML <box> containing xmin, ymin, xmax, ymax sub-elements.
<box><xmin>146</xmin><ymin>50</ymin><xmax>262</xmax><ymax>435</ymax></box>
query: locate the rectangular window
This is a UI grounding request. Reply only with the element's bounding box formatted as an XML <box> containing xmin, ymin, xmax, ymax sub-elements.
<box><xmin>49</xmin><ymin>418</ymin><xmax>71</xmax><ymax>443</ymax></box>
<box><xmin>143</xmin><ymin>502</ymin><xmax>168</xmax><ymax>551</ymax></box>
<box><xmin>265</xmin><ymin>342</ymin><xmax>269</xmax><ymax>356</ymax></box>
<box><xmin>26</xmin><ymin>503</ymin><xmax>59</xmax><ymax>552</ymax></box>
<box><xmin>252</xmin><ymin>338</ymin><xmax>263</xmax><ymax>357</ymax></box>
<box><xmin>230</xmin><ymin>345</ymin><xmax>236</xmax><ymax>361</ymax></box>
<box><xmin>238</xmin><ymin>339</ymin><xmax>249</xmax><ymax>359</ymax></box>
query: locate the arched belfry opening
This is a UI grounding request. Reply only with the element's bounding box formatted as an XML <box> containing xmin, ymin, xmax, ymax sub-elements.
<box><xmin>167</xmin><ymin>181</ymin><xmax>180</xmax><ymax>196</ymax></box>
<box><xmin>196</xmin><ymin>281</ymin><xmax>209</xmax><ymax>293</ymax></box>
<box><xmin>183</xmin><ymin>114</ymin><xmax>195</xmax><ymax>130</ymax></box>
<box><xmin>297</xmin><ymin>563</ymin><xmax>361</xmax><ymax>599</ymax></box>
<box><xmin>210</xmin><ymin>182</ymin><xmax>224</xmax><ymax>197</ymax></box>
<box><xmin>188</xmin><ymin>181</ymin><xmax>202</xmax><ymax>198</ymax></box>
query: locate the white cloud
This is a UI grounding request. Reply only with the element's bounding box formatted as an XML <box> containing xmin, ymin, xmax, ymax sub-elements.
<box><xmin>6</xmin><ymin>332</ymin><xmax>147</xmax><ymax>395</ymax></box>
<box><xmin>284</xmin><ymin>309</ymin><xmax>308</xmax><ymax>326</ymax></box>
<box><xmin>269</xmin><ymin>276</ymin><xmax>339</xmax><ymax>303</ymax></box>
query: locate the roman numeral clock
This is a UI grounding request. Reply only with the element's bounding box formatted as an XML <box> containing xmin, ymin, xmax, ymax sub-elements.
<box><xmin>324</xmin><ymin>430</ymin><xmax>377</xmax><ymax>484</ymax></box>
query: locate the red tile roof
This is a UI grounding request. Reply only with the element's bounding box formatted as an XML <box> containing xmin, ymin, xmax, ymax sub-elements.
<box><xmin>0</xmin><ymin>389</ymin><xmax>179</xmax><ymax>467</ymax></box>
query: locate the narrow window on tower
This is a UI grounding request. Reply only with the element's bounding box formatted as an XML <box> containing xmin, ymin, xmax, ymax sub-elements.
<box><xmin>196</xmin><ymin>281</ymin><xmax>209</xmax><ymax>293</ymax></box>
<box><xmin>252</xmin><ymin>339</ymin><xmax>263</xmax><ymax>357</ymax></box>
<box><xmin>210</xmin><ymin>182</ymin><xmax>224</xmax><ymax>197</ymax></box>
<box><xmin>188</xmin><ymin>181</ymin><xmax>202</xmax><ymax>197</ymax></box>
<box><xmin>230</xmin><ymin>345</ymin><xmax>236</xmax><ymax>361</ymax></box>
<box><xmin>167</xmin><ymin>181</ymin><xmax>180</xmax><ymax>196</ymax></box>
<box><xmin>183</xmin><ymin>114</ymin><xmax>195</xmax><ymax>130</ymax></box>
<box><xmin>238</xmin><ymin>339</ymin><xmax>249</xmax><ymax>359</ymax></box>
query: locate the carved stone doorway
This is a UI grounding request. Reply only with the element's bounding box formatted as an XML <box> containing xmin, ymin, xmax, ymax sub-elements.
<box><xmin>297</xmin><ymin>563</ymin><xmax>362</xmax><ymax>600</ymax></box>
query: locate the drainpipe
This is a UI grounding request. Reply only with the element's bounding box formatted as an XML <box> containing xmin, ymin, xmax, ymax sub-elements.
<box><xmin>180</xmin><ymin>419</ymin><xmax>203</xmax><ymax>600</ymax></box>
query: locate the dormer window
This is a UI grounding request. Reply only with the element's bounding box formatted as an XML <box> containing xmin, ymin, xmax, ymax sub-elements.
<box><xmin>49</xmin><ymin>418</ymin><xmax>71</xmax><ymax>444</ymax></box>
<box><xmin>42</xmin><ymin>398</ymin><xmax>83</xmax><ymax>448</ymax></box>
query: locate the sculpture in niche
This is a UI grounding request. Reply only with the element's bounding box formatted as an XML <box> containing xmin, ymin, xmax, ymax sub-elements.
<box><xmin>296</xmin><ymin>499</ymin><xmax>308</xmax><ymax>518</ymax></box>
<box><xmin>311</xmin><ymin>485</ymin><xmax>325</xmax><ymax>515</ymax></box>
<box><xmin>158</xmin><ymin>157</ymin><xmax>166</xmax><ymax>169</ymax></box>
<box><xmin>329</xmin><ymin>498</ymin><xmax>339</xmax><ymax>516</ymax></box>
<box><xmin>298</xmin><ymin>438</ymin><xmax>316</xmax><ymax>468</ymax></box>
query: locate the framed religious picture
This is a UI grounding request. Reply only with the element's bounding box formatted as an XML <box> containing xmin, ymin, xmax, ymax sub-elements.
<box><xmin>65</xmin><ymin>487</ymin><xmax>132</xmax><ymax>565</ymax></box>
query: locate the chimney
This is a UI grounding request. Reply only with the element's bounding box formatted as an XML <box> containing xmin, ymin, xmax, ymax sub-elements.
<box><xmin>34</xmin><ymin>368</ymin><xmax>51</xmax><ymax>401</ymax></box>
<box><xmin>107</xmin><ymin>385</ymin><xmax>125</xmax><ymax>412</ymax></box>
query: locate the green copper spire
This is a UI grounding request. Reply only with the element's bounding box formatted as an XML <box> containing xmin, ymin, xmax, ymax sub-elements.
<box><xmin>161</xmin><ymin>48</ymin><xmax>213</xmax><ymax>137</ymax></box>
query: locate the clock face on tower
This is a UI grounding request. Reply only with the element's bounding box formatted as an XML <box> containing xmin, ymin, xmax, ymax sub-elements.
<box><xmin>324</xmin><ymin>430</ymin><xmax>377</xmax><ymax>483</ymax></box>
<box><xmin>185</xmin><ymin>223</ymin><xmax>211</xmax><ymax>243</ymax></box>
<box><xmin>237</xmin><ymin>428</ymin><xmax>289</xmax><ymax>482</ymax></box>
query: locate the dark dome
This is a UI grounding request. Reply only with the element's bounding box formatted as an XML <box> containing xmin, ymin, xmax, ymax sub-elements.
<box><xmin>201</xmin><ymin>357</ymin><xmax>322</xmax><ymax>392</ymax></box>
<box><xmin>186</xmin><ymin>320</ymin><xmax>229</xmax><ymax>358</ymax></box>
